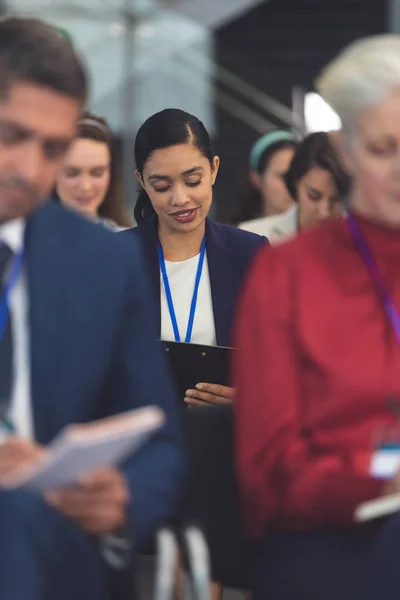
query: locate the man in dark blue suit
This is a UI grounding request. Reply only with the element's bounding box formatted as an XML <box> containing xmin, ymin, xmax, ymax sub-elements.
<box><xmin>0</xmin><ymin>17</ymin><xmax>184</xmax><ymax>600</ymax></box>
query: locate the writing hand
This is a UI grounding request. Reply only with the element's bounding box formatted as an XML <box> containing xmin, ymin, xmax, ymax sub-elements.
<box><xmin>0</xmin><ymin>438</ymin><xmax>45</xmax><ymax>478</ymax></box>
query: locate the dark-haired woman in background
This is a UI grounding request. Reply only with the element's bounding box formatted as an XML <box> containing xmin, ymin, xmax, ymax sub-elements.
<box><xmin>240</xmin><ymin>131</ymin><xmax>350</xmax><ymax>242</ymax></box>
<box><xmin>229</xmin><ymin>130</ymin><xmax>297</xmax><ymax>231</ymax></box>
<box><xmin>284</xmin><ymin>131</ymin><xmax>349</xmax><ymax>231</ymax></box>
<box><xmin>55</xmin><ymin>111</ymin><xmax>132</xmax><ymax>230</ymax></box>
<box><xmin>123</xmin><ymin>108</ymin><xmax>266</xmax><ymax>598</ymax></box>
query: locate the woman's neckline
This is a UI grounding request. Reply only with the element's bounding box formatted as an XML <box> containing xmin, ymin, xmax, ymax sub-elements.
<box><xmin>158</xmin><ymin>220</ymin><xmax>206</xmax><ymax>262</ymax></box>
<box><xmin>346</xmin><ymin>209</ymin><xmax>400</xmax><ymax>256</ymax></box>
<box><xmin>351</xmin><ymin>209</ymin><xmax>400</xmax><ymax>235</ymax></box>
<box><xmin>165</xmin><ymin>253</ymin><xmax>201</xmax><ymax>265</ymax></box>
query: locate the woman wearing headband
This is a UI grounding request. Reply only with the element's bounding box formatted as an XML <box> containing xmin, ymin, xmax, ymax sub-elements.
<box><xmin>239</xmin><ymin>131</ymin><xmax>349</xmax><ymax>242</ymax></box>
<box><xmin>235</xmin><ymin>35</ymin><xmax>400</xmax><ymax>600</ymax></box>
<box><xmin>54</xmin><ymin>111</ymin><xmax>131</xmax><ymax>230</ymax></box>
<box><xmin>229</xmin><ymin>130</ymin><xmax>297</xmax><ymax>232</ymax></box>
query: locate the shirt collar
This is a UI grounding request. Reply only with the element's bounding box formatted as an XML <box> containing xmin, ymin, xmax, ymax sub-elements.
<box><xmin>0</xmin><ymin>219</ymin><xmax>25</xmax><ymax>254</ymax></box>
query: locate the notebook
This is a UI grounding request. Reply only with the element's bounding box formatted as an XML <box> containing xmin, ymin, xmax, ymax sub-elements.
<box><xmin>355</xmin><ymin>493</ymin><xmax>400</xmax><ymax>522</ymax></box>
<box><xmin>0</xmin><ymin>405</ymin><xmax>164</xmax><ymax>492</ymax></box>
<box><xmin>160</xmin><ymin>341</ymin><xmax>234</xmax><ymax>404</ymax></box>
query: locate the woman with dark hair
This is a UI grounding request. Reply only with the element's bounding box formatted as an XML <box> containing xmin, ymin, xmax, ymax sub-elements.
<box><xmin>129</xmin><ymin>108</ymin><xmax>265</xmax><ymax>358</ymax></box>
<box><xmin>283</xmin><ymin>131</ymin><xmax>350</xmax><ymax>232</ymax></box>
<box><xmin>124</xmin><ymin>108</ymin><xmax>266</xmax><ymax>599</ymax></box>
<box><xmin>240</xmin><ymin>131</ymin><xmax>349</xmax><ymax>242</ymax></box>
<box><xmin>55</xmin><ymin>111</ymin><xmax>131</xmax><ymax>230</ymax></box>
<box><xmin>230</xmin><ymin>130</ymin><xmax>297</xmax><ymax>229</ymax></box>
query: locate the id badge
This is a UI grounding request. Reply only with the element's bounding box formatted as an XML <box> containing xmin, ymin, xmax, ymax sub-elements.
<box><xmin>370</xmin><ymin>423</ymin><xmax>400</xmax><ymax>479</ymax></box>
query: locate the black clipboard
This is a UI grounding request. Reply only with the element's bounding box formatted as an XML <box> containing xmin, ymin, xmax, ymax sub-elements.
<box><xmin>160</xmin><ymin>340</ymin><xmax>234</xmax><ymax>404</ymax></box>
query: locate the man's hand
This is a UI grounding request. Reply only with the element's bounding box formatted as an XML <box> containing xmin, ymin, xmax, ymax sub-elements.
<box><xmin>0</xmin><ymin>438</ymin><xmax>45</xmax><ymax>478</ymax></box>
<box><xmin>184</xmin><ymin>383</ymin><xmax>235</xmax><ymax>407</ymax></box>
<box><xmin>45</xmin><ymin>468</ymin><xmax>130</xmax><ymax>535</ymax></box>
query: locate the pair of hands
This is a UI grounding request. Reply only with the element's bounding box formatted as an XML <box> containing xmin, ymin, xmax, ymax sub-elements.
<box><xmin>184</xmin><ymin>383</ymin><xmax>235</xmax><ymax>407</ymax></box>
<box><xmin>0</xmin><ymin>438</ymin><xmax>128</xmax><ymax>535</ymax></box>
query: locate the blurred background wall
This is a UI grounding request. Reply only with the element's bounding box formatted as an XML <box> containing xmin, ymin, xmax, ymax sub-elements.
<box><xmin>3</xmin><ymin>0</ymin><xmax>393</xmax><ymax>220</ymax></box>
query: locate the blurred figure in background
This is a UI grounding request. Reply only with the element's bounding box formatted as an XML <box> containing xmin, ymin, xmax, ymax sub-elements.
<box><xmin>55</xmin><ymin>112</ymin><xmax>132</xmax><ymax>230</ymax></box>
<box><xmin>235</xmin><ymin>34</ymin><xmax>400</xmax><ymax>600</ymax></box>
<box><xmin>229</xmin><ymin>130</ymin><xmax>297</xmax><ymax>230</ymax></box>
<box><xmin>240</xmin><ymin>131</ymin><xmax>349</xmax><ymax>242</ymax></box>
<box><xmin>279</xmin><ymin>131</ymin><xmax>349</xmax><ymax>238</ymax></box>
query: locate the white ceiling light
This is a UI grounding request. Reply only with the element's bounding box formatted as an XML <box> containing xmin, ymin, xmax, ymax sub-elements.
<box><xmin>304</xmin><ymin>92</ymin><xmax>341</xmax><ymax>133</ymax></box>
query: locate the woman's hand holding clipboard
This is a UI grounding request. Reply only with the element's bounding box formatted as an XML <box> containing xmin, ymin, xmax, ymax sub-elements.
<box><xmin>184</xmin><ymin>383</ymin><xmax>235</xmax><ymax>408</ymax></box>
<box><xmin>160</xmin><ymin>341</ymin><xmax>235</xmax><ymax>408</ymax></box>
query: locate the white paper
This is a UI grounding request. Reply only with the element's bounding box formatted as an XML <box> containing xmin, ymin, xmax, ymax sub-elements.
<box><xmin>0</xmin><ymin>407</ymin><xmax>164</xmax><ymax>492</ymax></box>
<box><xmin>355</xmin><ymin>493</ymin><xmax>400</xmax><ymax>522</ymax></box>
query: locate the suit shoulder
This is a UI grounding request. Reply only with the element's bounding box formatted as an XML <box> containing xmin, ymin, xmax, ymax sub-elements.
<box><xmin>41</xmin><ymin>202</ymin><xmax>142</xmax><ymax>260</ymax></box>
<box><xmin>121</xmin><ymin>225</ymin><xmax>141</xmax><ymax>240</ymax></box>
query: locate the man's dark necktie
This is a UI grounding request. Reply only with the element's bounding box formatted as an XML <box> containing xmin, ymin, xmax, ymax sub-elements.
<box><xmin>0</xmin><ymin>241</ymin><xmax>13</xmax><ymax>411</ymax></box>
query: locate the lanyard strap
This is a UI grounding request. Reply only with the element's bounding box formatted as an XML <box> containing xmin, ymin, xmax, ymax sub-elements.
<box><xmin>0</xmin><ymin>250</ymin><xmax>25</xmax><ymax>342</ymax></box>
<box><xmin>158</xmin><ymin>236</ymin><xmax>206</xmax><ymax>343</ymax></box>
<box><xmin>347</xmin><ymin>213</ymin><xmax>400</xmax><ymax>344</ymax></box>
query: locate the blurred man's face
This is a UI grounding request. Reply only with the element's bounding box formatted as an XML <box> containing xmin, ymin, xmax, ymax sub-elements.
<box><xmin>0</xmin><ymin>81</ymin><xmax>82</xmax><ymax>223</ymax></box>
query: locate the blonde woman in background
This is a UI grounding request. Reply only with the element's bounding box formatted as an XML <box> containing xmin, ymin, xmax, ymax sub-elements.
<box><xmin>235</xmin><ymin>35</ymin><xmax>400</xmax><ymax>600</ymax></box>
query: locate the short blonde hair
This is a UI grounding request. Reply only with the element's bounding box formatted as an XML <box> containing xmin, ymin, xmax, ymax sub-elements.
<box><xmin>316</xmin><ymin>35</ymin><xmax>400</xmax><ymax>133</ymax></box>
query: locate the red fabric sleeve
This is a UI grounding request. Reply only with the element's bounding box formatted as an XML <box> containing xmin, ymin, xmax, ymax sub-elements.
<box><xmin>234</xmin><ymin>246</ymin><xmax>385</xmax><ymax>539</ymax></box>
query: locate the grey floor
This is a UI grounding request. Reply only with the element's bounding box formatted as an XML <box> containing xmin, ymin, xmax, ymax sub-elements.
<box><xmin>135</xmin><ymin>556</ymin><xmax>243</xmax><ymax>599</ymax></box>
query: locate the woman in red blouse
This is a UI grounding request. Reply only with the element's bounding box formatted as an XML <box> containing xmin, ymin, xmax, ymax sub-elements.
<box><xmin>235</xmin><ymin>35</ymin><xmax>400</xmax><ymax>600</ymax></box>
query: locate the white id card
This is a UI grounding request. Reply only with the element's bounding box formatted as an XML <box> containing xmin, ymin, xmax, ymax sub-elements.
<box><xmin>370</xmin><ymin>422</ymin><xmax>400</xmax><ymax>479</ymax></box>
<box><xmin>370</xmin><ymin>446</ymin><xmax>400</xmax><ymax>479</ymax></box>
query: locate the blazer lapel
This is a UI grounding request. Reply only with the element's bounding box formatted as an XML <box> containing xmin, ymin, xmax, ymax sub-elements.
<box><xmin>206</xmin><ymin>220</ymin><xmax>241</xmax><ymax>347</ymax></box>
<box><xmin>135</xmin><ymin>216</ymin><xmax>161</xmax><ymax>336</ymax></box>
<box><xmin>136</xmin><ymin>217</ymin><xmax>241</xmax><ymax>346</ymax></box>
<box><xmin>25</xmin><ymin>205</ymin><xmax>65</xmax><ymax>443</ymax></box>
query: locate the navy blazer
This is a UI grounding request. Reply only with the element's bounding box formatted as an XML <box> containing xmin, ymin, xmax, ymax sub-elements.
<box><xmin>24</xmin><ymin>202</ymin><xmax>184</xmax><ymax>551</ymax></box>
<box><xmin>124</xmin><ymin>216</ymin><xmax>267</xmax><ymax>347</ymax></box>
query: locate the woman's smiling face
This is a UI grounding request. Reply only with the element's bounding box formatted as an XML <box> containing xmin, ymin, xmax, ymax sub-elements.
<box><xmin>137</xmin><ymin>143</ymin><xmax>219</xmax><ymax>234</ymax></box>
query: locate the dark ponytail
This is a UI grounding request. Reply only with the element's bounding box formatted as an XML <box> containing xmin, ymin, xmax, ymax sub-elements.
<box><xmin>134</xmin><ymin>108</ymin><xmax>214</xmax><ymax>224</ymax></box>
<box><xmin>134</xmin><ymin>189</ymin><xmax>156</xmax><ymax>225</ymax></box>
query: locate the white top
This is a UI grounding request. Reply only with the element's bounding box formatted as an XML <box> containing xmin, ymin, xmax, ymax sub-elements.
<box><xmin>239</xmin><ymin>204</ymin><xmax>298</xmax><ymax>244</ymax></box>
<box><xmin>0</xmin><ymin>219</ymin><xmax>32</xmax><ymax>440</ymax></box>
<box><xmin>160</xmin><ymin>252</ymin><xmax>216</xmax><ymax>347</ymax></box>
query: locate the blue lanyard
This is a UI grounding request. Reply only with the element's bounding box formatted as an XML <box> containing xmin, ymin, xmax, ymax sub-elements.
<box><xmin>0</xmin><ymin>250</ymin><xmax>25</xmax><ymax>342</ymax></box>
<box><xmin>347</xmin><ymin>213</ymin><xmax>400</xmax><ymax>345</ymax></box>
<box><xmin>158</xmin><ymin>236</ymin><xmax>206</xmax><ymax>343</ymax></box>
